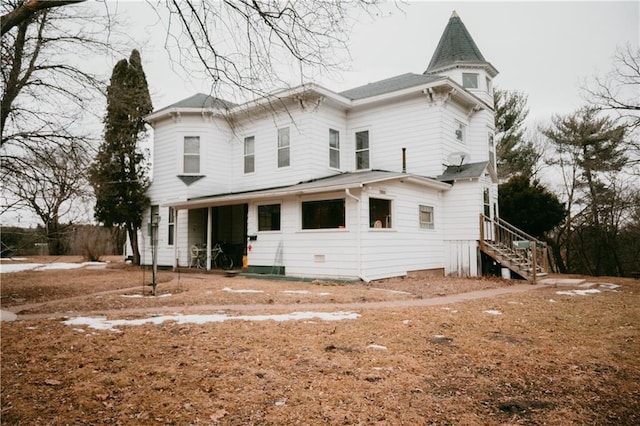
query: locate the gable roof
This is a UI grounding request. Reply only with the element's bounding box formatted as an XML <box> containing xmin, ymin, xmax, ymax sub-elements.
<box><xmin>437</xmin><ymin>161</ymin><xmax>490</xmax><ymax>182</ymax></box>
<box><xmin>339</xmin><ymin>73</ymin><xmax>443</xmax><ymax>100</ymax></box>
<box><xmin>166</xmin><ymin>170</ymin><xmax>450</xmax><ymax>209</ymax></box>
<box><xmin>425</xmin><ymin>11</ymin><xmax>497</xmax><ymax>76</ymax></box>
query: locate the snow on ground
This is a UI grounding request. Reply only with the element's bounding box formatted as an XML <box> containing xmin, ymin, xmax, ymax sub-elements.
<box><xmin>483</xmin><ymin>310</ymin><xmax>503</xmax><ymax>315</ymax></box>
<box><xmin>63</xmin><ymin>311</ymin><xmax>361</xmax><ymax>332</ymax></box>
<box><xmin>222</xmin><ymin>287</ymin><xmax>264</xmax><ymax>294</ymax></box>
<box><xmin>0</xmin><ymin>262</ymin><xmax>106</xmax><ymax>274</ymax></box>
<box><xmin>556</xmin><ymin>289</ymin><xmax>602</xmax><ymax>296</ymax></box>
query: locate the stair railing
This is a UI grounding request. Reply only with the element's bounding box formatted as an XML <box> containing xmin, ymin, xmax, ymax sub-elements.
<box><xmin>480</xmin><ymin>214</ymin><xmax>548</xmax><ymax>280</ymax></box>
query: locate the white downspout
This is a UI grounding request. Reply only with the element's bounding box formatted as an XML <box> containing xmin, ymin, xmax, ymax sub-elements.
<box><xmin>345</xmin><ymin>187</ymin><xmax>370</xmax><ymax>282</ymax></box>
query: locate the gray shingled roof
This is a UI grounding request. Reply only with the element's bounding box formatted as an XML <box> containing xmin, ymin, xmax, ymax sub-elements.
<box><xmin>339</xmin><ymin>73</ymin><xmax>442</xmax><ymax>100</ymax></box>
<box><xmin>154</xmin><ymin>93</ymin><xmax>236</xmax><ymax>114</ymax></box>
<box><xmin>437</xmin><ymin>161</ymin><xmax>489</xmax><ymax>182</ymax></box>
<box><xmin>426</xmin><ymin>11</ymin><xmax>491</xmax><ymax>74</ymax></box>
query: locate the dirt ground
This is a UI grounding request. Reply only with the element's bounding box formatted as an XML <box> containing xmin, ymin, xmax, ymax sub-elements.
<box><xmin>1</xmin><ymin>256</ymin><xmax>639</xmax><ymax>425</ymax></box>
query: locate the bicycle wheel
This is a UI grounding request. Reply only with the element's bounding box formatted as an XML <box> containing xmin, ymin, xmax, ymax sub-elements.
<box><xmin>217</xmin><ymin>253</ymin><xmax>233</xmax><ymax>270</ymax></box>
<box><xmin>197</xmin><ymin>254</ymin><xmax>207</xmax><ymax>269</ymax></box>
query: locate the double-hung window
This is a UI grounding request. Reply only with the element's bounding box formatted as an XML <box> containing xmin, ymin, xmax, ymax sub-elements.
<box><xmin>244</xmin><ymin>136</ymin><xmax>255</xmax><ymax>174</ymax></box>
<box><xmin>355</xmin><ymin>130</ymin><xmax>369</xmax><ymax>170</ymax></box>
<box><xmin>419</xmin><ymin>205</ymin><xmax>434</xmax><ymax>229</ymax></box>
<box><xmin>329</xmin><ymin>129</ymin><xmax>340</xmax><ymax>169</ymax></box>
<box><xmin>183</xmin><ymin>136</ymin><xmax>200</xmax><ymax>174</ymax></box>
<box><xmin>168</xmin><ymin>207</ymin><xmax>175</xmax><ymax>245</ymax></box>
<box><xmin>302</xmin><ymin>199</ymin><xmax>345</xmax><ymax>229</ymax></box>
<box><xmin>258</xmin><ymin>204</ymin><xmax>281</xmax><ymax>231</ymax></box>
<box><xmin>278</xmin><ymin>127</ymin><xmax>290</xmax><ymax>168</ymax></box>
<box><xmin>369</xmin><ymin>198</ymin><xmax>392</xmax><ymax>228</ymax></box>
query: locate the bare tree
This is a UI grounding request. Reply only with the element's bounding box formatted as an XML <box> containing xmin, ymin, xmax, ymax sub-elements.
<box><xmin>2</xmin><ymin>141</ymin><xmax>91</xmax><ymax>254</ymax></box>
<box><xmin>584</xmin><ymin>44</ymin><xmax>640</xmax><ymax>131</ymax></box>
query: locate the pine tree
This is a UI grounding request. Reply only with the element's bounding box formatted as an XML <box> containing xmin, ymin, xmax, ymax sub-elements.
<box><xmin>89</xmin><ymin>49</ymin><xmax>153</xmax><ymax>265</ymax></box>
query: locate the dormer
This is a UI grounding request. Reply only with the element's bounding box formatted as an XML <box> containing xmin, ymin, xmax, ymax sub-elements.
<box><xmin>424</xmin><ymin>11</ymin><xmax>498</xmax><ymax>106</ymax></box>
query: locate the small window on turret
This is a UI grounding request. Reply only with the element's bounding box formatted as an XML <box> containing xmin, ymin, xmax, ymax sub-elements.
<box><xmin>462</xmin><ymin>73</ymin><xmax>478</xmax><ymax>89</ymax></box>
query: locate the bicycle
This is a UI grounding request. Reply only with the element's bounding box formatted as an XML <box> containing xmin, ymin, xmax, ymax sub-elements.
<box><xmin>191</xmin><ymin>242</ymin><xmax>233</xmax><ymax>270</ymax></box>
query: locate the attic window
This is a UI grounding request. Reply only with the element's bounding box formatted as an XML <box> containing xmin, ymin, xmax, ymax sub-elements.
<box><xmin>462</xmin><ymin>73</ymin><xmax>478</xmax><ymax>89</ymax></box>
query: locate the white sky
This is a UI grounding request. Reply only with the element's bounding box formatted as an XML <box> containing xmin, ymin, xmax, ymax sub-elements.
<box><xmin>122</xmin><ymin>1</ymin><xmax>639</xmax><ymax>125</ymax></box>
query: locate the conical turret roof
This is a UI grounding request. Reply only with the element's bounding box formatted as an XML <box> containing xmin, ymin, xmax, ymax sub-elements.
<box><xmin>425</xmin><ymin>11</ymin><xmax>497</xmax><ymax>76</ymax></box>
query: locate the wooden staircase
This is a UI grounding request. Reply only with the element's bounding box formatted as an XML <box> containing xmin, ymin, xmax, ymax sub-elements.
<box><xmin>479</xmin><ymin>214</ymin><xmax>548</xmax><ymax>282</ymax></box>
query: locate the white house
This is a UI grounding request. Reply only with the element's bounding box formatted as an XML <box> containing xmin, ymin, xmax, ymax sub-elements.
<box><xmin>139</xmin><ymin>11</ymin><xmax>520</xmax><ymax>281</ymax></box>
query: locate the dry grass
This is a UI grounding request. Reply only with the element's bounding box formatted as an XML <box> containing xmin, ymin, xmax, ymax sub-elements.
<box><xmin>1</xmin><ymin>258</ymin><xmax>639</xmax><ymax>425</ymax></box>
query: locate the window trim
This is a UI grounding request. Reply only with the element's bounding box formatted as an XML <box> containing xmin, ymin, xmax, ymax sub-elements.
<box><xmin>277</xmin><ymin>127</ymin><xmax>290</xmax><ymax>168</ymax></box>
<box><xmin>369</xmin><ymin>197</ymin><xmax>393</xmax><ymax>229</ymax></box>
<box><xmin>182</xmin><ymin>135</ymin><xmax>201</xmax><ymax>174</ymax></box>
<box><xmin>455</xmin><ymin>121</ymin><xmax>466</xmax><ymax>143</ymax></box>
<box><xmin>168</xmin><ymin>207</ymin><xmax>175</xmax><ymax>245</ymax></box>
<box><xmin>257</xmin><ymin>203</ymin><xmax>281</xmax><ymax>232</ymax></box>
<box><xmin>329</xmin><ymin>128</ymin><xmax>340</xmax><ymax>169</ymax></box>
<box><xmin>462</xmin><ymin>72</ymin><xmax>479</xmax><ymax>89</ymax></box>
<box><xmin>244</xmin><ymin>136</ymin><xmax>255</xmax><ymax>174</ymax></box>
<box><xmin>301</xmin><ymin>198</ymin><xmax>346</xmax><ymax>230</ymax></box>
<box><xmin>419</xmin><ymin>204</ymin><xmax>435</xmax><ymax>230</ymax></box>
<box><xmin>355</xmin><ymin>129</ymin><xmax>370</xmax><ymax>171</ymax></box>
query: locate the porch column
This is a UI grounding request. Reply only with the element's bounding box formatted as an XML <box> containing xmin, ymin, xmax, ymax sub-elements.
<box><xmin>206</xmin><ymin>206</ymin><xmax>213</xmax><ymax>270</ymax></box>
<box><xmin>173</xmin><ymin>209</ymin><xmax>179</xmax><ymax>270</ymax></box>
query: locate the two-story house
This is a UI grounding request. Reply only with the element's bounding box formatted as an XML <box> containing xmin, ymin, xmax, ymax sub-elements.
<box><xmin>140</xmin><ymin>12</ymin><xmax>515</xmax><ymax>281</ymax></box>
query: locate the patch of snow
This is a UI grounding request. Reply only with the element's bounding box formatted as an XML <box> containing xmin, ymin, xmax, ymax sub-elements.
<box><xmin>549</xmin><ymin>299</ymin><xmax>557</xmax><ymax>303</ymax></box>
<box><xmin>222</xmin><ymin>287</ymin><xmax>264</xmax><ymax>294</ymax></box>
<box><xmin>402</xmin><ymin>320</ymin><xmax>410</xmax><ymax>325</ymax></box>
<box><xmin>0</xmin><ymin>310</ymin><xmax>17</xmax><ymax>322</ymax></box>
<box><xmin>0</xmin><ymin>257</ymin><xmax>27</xmax><ymax>261</ymax></box>
<box><xmin>121</xmin><ymin>294</ymin><xmax>144</xmax><ymax>298</ymax></box>
<box><xmin>0</xmin><ymin>261</ymin><xmax>107</xmax><ymax>274</ymax></box>
<box><xmin>483</xmin><ymin>310</ymin><xmax>503</xmax><ymax>315</ymax></box>
<box><xmin>369</xmin><ymin>288</ymin><xmax>412</xmax><ymax>295</ymax></box>
<box><xmin>367</xmin><ymin>344</ymin><xmax>388</xmax><ymax>350</ymax></box>
<box><xmin>282</xmin><ymin>290</ymin><xmax>310</xmax><ymax>295</ymax></box>
<box><xmin>63</xmin><ymin>311</ymin><xmax>360</xmax><ymax>332</ymax></box>
<box><xmin>318</xmin><ymin>292</ymin><xmax>332</xmax><ymax>296</ymax></box>
<box><xmin>556</xmin><ymin>289</ymin><xmax>602</xmax><ymax>296</ymax></box>
<box><xmin>598</xmin><ymin>283</ymin><xmax>620</xmax><ymax>290</ymax></box>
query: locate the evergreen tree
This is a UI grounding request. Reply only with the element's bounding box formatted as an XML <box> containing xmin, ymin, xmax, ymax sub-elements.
<box><xmin>543</xmin><ymin>106</ymin><xmax>628</xmax><ymax>275</ymax></box>
<box><xmin>499</xmin><ymin>175</ymin><xmax>565</xmax><ymax>239</ymax></box>
<box><xmin>494</xmin><ymin>88</ymin><xmax>540</xmax><ymax>180</ymax></box>
<box><xmin>89</xmin><ymin>49</ymin><xmax>152</xmax><ymax>265</ymax></box>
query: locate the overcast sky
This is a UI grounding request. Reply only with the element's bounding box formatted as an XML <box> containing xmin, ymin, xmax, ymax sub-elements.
<box><xmin>123</xmin><ymin>0</ymin><xmax>639</xmax><ymax>126</ymax></box>
<box><xmin>2</xmin><ymin>1</ymin><xmax>638</xmax><ymax>228</ymax></box>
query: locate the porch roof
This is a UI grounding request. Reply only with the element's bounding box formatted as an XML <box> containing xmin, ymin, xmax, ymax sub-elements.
<box><xmin>436</xmin><ymin>161</ymin><xmax>492</xmax><ymax>182</ymax></box>
<box><xmin>165</xmin><ymin>170</ymin><xmax>451</xmax><ymax>210</ymax></box>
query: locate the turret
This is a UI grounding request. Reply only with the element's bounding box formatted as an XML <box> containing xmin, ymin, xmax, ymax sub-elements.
<box><xmin>425</xmin><ymin>11</ymin><xmax>498</xmax><ymax>105</ymax></box>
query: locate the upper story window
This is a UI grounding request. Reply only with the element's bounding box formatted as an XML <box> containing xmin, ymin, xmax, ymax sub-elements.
<box><xmin>183</xmin><ymin>136</ymin><xmax>200</xmax><ymax>174</ymax></box>
<box><xmin>419</xmin><ymin>205</ymin><xmax>434</xmax><ymax>230</ymax></box>
<box><xmin>462</xmin><ymin>73</ymin><xmax>479</xmax><ymax>89</ymax></box>
<box><xmin>168</xmin><ymin>207</ymin><xmax>175</xmax><ymax>245</ymax></box>
<box><xmin>278</xmin><ymin>127</ymin><xmax>290</xmax><ymax>168</ymax></box>
<box><xmin>355</xmin><ymin>130</ymin><xmax>370</xmax><ymax>170</ymax></box>
<box><xmin>486</xmin><ymin>76</ymin><xmax>492</xmax><ymax>94</ymax></box>
<box><xmin>302</xmin><ymin>198</ymin><xmax>345</xmax><ymax>229</ymax></box>
<box><xmin>329</xmin><ymin>129</ymin><xmax>340</xmax><ymax>169</ymax></box>
<box><xmin>483</xmin><ymin>188</ymin><xmax>491</xmax><ymax>217</ymax></box>
<box><xmin>369</xmin><ymin>198</ymin><xmax>392</xmax><ymax>228</ymax></box>
<box><xmin>258</xmin><ymin>204</ymin><xmax>281</xmax><ymax>231</ymax></box>
<box><xmin>244</xmin><ymin>136</ymin><xmax>255</xmax><ymax>174</ymax></box>
<box><xmin>455</xmin><ymin>122</ymin><xmax>466</xmax><ymax>143</ymax></box>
